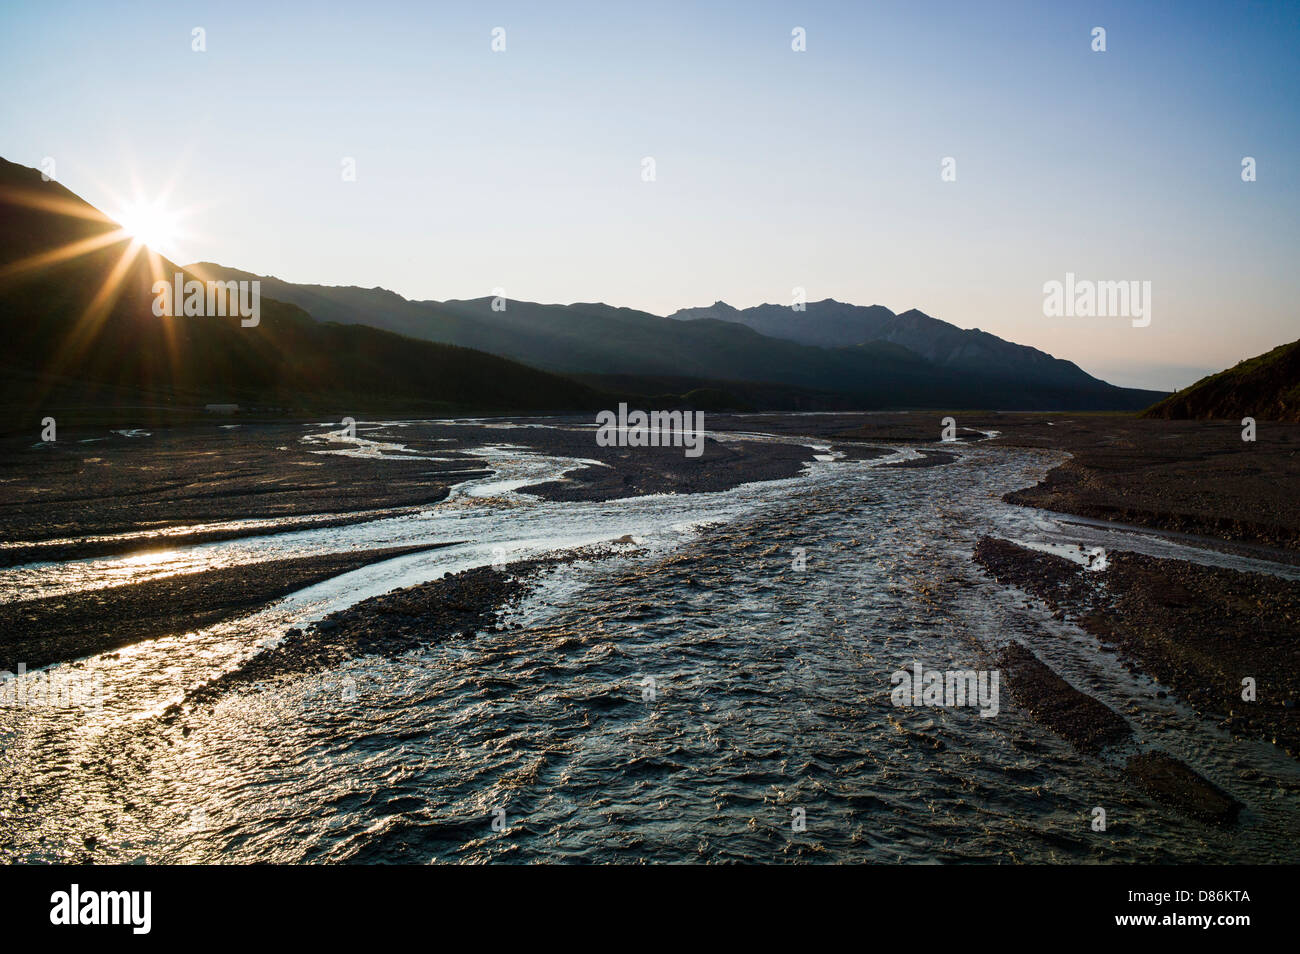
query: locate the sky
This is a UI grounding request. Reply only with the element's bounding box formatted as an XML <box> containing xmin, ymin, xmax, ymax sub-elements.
<box><xmin>1</xmin><ymin>0</ymin><xmax>1297</xmax><ymax>391</ymax></box>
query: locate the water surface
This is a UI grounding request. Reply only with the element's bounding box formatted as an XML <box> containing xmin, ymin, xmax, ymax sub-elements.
<box><xmin>2</xmin><ymin>423</ymin><xmax>1296</xmax><ymax>863</ymax></box>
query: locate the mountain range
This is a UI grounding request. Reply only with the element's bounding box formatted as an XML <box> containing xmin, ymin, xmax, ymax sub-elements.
<box><xmin>0</xmin><ymin>157</ymin><xmax>605</xmax><ymax>421</ymax></box>
<box><xmin>1</xmin><ymin>155</ymin><xmax>1173</xmax><ymax>419</ymax></box>
<box><xmin>189</xmin><ymin>264</ymin><xmax>1166</xmax><ymax>411</ymax></box>
<box><xmin>670</xmin><ymin>299</ymin><xmax>1109</xmax><ymax>391</ymax></box>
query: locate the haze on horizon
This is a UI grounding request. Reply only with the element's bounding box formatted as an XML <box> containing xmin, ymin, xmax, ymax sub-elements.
<box><xmin>2</xmin><ymin>0</ymin><xmax>1297</xmax><ymax>392</ymax></box>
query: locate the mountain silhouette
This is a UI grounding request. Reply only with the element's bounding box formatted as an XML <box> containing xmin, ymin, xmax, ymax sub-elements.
<box><xmin>0</xmin><ymin>157</ymin><xmax>605</xmax><ymax>421</ymax></box>
<box><xmin>670</xmin><ymin>299</ymin><xmax>1115</xmax><ymax>393</ymax></box>
<box><xmin>189</xmin><ymin>265</ymin><xmax>1167</xmax><ymax>411</ymax></box>
<box><xmin>0</xmin><ymin>152</ymin><xmax>1168</xmax><ymax>418</ymax></box>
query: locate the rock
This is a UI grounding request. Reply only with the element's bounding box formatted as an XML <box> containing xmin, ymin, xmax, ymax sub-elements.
<box><xmin>1125</xmin><ymin>751</ymin><xmax>1241</xmax><ymax>826</ymax></box>
<box><xmin>998</xmin><ymin>643</ymin><xmax>1131</xmax><ymax>753</ymax></box>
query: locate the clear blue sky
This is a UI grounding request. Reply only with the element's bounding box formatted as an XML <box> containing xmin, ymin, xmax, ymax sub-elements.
<box><xmin>2</xmin><ymin>0</ymin><xmax>1297</xmax><ymax>389</ymax></box>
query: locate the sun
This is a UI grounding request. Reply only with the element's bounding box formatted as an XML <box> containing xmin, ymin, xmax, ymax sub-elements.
<box><xmin>114</xmin><ymin>200</ymin><xmax>179</xmax><ymax>251</ymax></box>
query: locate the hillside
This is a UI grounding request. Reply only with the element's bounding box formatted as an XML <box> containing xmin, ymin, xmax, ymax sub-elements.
<box><xmin>0</xmin><ymin>158</ymin><xmax>606</xmax><ymax>422</ymax></box>
<box><xmin>189</xmin><ymin>264</ymin><xmax>1166</xmax><ymax>411</ymax></box>
<box><xmin>1142</xmin><ymin>339</ymin><xmax>1300</xmax><ymax>422</ymax></box>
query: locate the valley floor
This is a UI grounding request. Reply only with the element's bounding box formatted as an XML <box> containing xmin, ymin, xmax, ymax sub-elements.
<box><xmin>0</xmin><ymin>411</ymin><xmax>1296</xmax><ymax>862</ymax></box>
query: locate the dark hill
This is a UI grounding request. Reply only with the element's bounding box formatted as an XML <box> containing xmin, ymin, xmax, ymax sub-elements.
<box><xmin>1142</xmin><ymin>339</ymin><xmax>1300</xmax><ymax>422</ymax></box>
<box><xmin>670</xmin><ymin>299</ymin><xmax>1117</xmax><ymax>393</ymax></box>
<box><xmin>0</xmin><ymin>157</ymin><xmax>605</xmax><ymax>422</ymax></box>
<box><xmin>189</xmin><ymin>265</ymin><xmax>1166</xmax><ymax>411</ymax></box>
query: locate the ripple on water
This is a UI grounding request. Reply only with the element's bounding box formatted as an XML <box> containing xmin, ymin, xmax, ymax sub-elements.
<box><xmin>1</xmin><ymin>441</ymin><xmax>1297</xmax><ymax>863</ymax></box>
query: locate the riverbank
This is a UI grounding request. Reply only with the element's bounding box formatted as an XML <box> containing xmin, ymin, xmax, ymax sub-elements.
<box><xmin>0</xmin><ymin>418</ymin><xmax>834</xmax><ymax>564</ymax></box>
<box><xmin>179</xmin><ymin>540</ymin><xmax>636</xmax><ymax>715</ymax></box>
<box><xmin>826</xmin><ymin>411</ymin><xmax>1300</xmax><ymax>552</ymax></box>
<box><xmin>975</xmin><ymin>535</ymin><xmax>1300</xmax><ymax>759</ymax></box>
<box><xmin>0</xmin><ymin>423</ymin><xmax>480</xmax><ymax>565</ymax></box>
<box><xmin>0</xmin><ymin>543</ymin><xmax>458</xmax><ymax>672</ymax></box>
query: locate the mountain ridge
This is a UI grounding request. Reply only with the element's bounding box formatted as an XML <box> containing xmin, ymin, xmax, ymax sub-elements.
<box><xmin>0</xmin><ymin>157</ymin><xmax>607</xmax><ymax>419</ymax></box>
<box><xmin>668</xmin><ymin>298</ymin><xmax>1109</xmax><ymax>391</ymax></box>
<box><xmin>1142</xmin><ymin>339</ymin><xmax>1300</xmax><ymax>422</ymax></box>
<box><xmin>188</xmin><ymin>263</ymin><xmax>1167</xmax><ymax>411</ymax></box>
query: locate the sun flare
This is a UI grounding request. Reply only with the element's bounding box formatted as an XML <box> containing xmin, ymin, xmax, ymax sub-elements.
<box><xmin>115</xmin><ymin>200</ymin><xmax>179</xmax><ymax>251</ymax></box>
